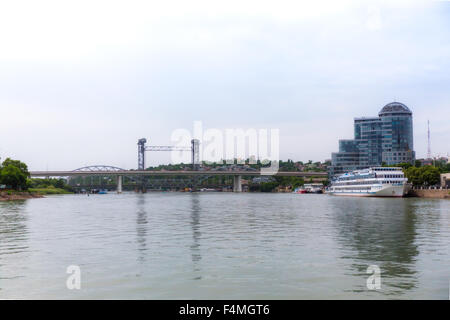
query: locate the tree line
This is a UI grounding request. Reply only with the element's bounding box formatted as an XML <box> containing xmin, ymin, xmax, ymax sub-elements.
<box><xmin>0</xmin><ymin>158</ymin><xmax>30</xmax><ymax>190</ymax></box>
<box><xmin>384</xmin><ymin>160</ymin><xmax>448</xmax><ymax>186</ymax></box>
<box><xmin>0</xmin><ymin>158</ymin><xmax>72</xmax><ymax>192</ymax></box>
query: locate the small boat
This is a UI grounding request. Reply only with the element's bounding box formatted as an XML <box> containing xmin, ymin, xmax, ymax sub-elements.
<box><xmin>293</xmin><ymin>187</ymin><xmax>307</xmax><ymax>194</ymax></box>
<box><xmin>304</xmin><ymin>183</ymin><xmax>324</xmax><ymax>194</ymax></box>
<box><xmin>98</xmin><ymin>189</ymin><xmax>108</xmax><ymax>194</ymax></box>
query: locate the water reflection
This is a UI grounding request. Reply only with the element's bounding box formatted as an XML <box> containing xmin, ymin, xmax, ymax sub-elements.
<box><xmin>1</xmin><ymin>194</ymin><xmax>447</xmax><ymax>299</ymax></box>
<box><xmin>0</xmin><ymin>201</ymin><xmax>29</xmax><ymax>287</ymax></box>
<box><xmin>0</xmin><ymin>201</ymin><xmax>29</xmax><ymax>256</ymax></box>
<box><xmin>135</xmin><ymin>195</ymin><xmax>148</xmax><ymax>263</ymax></box>
<box><xmin>190</xmin><ymin>194</ymin><xmax>202</xmax><ymax>279</ymax></box>
<box><xmin>332</xmin><ymin>198</ymin><xmax>419</xmax><ymax>295</ymax></box>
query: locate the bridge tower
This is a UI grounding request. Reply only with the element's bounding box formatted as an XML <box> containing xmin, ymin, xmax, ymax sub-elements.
<box><xmin>191</xmin><ymin>139</ymin><xmax>200</xmax><ymax>171</ymax></box>
<box><xmin>138</xmin><ymin>138</ymin><xmax>147</xmax><ymax>170</ymax></box>
<box><xmin>137</xmin><ymin>138</ymin><xmax>148</xmax><ymax>192</ymax></box>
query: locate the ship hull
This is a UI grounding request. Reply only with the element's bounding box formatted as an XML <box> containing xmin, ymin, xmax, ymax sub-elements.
<box><xmin>327</xmin><ymin>185</ymin><xmax>407</xmax><ymax>197</ymax></box>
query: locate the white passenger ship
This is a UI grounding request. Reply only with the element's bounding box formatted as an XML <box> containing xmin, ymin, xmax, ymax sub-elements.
<box><xmin>327</xmin><ymin>167</ymin><xmax>410</xmax><ymax>197</ymax></box>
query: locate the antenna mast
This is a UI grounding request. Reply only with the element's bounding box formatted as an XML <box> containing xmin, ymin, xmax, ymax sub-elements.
<box><xmin>427</xmin><ymin>120</ymin><xmax>431</xmax><ymax>159</ymax></box>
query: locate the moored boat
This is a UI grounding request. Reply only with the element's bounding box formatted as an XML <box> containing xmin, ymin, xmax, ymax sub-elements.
<box><xmin>293</xmin><ymin>187</ymin><xmax>307</xmax><ymax>194</ymax></box>
<box><xmin>303</xmin><ymin>183</ymin><xmax>324</xmax><ymax>194</ymax></box>
<box><xmin>326</xmin><ymin>167</ymin><xmax>410</xmax><ymax>197</ymax></box>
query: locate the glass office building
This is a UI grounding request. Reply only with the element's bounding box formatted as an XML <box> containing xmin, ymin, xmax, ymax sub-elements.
<box><xmin>379</xmin><ymin>102</ymin><xmax>415</xmax><ymax>165</ymax></box>
<box><xmin>330</xmin><ymin>102</ymin><xmax>415</xmax><ymax>176</ymax></box>
<box><xmin>354</xmin><ymin>117</ymin><xmax>383</xmax><ymax>166</ymax></box>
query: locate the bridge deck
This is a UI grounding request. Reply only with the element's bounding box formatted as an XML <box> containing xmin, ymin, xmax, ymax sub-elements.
<box><xmin>30</xmin><ymin>170</ymin><xmax>328</xmax><ymax>177</ymax></box>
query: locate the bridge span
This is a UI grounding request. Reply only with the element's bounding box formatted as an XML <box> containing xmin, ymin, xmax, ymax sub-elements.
<box><xmin>30</xmin><ymin>170</ymin><xmax>328</xmax><ymax>193</ymax></box>
<box><xmin>30</xmin><ymin>170</ymin><xmax>327</xmax><ymax>177</ymax></box>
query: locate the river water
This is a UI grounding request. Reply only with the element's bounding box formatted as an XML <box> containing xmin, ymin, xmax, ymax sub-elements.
<box><xmin>0</xmin><ymin>193</ymin><xmax>448</xmax><ymax>299</ymax></box>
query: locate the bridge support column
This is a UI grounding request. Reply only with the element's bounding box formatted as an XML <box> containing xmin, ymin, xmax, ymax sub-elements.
<box><xmin>117</xmin><ymin>175</ymin><xmax>123</xmax><ymax>194</ymax></box>
<box><xmin>233</xmin><ymin>175</ymin><xmax>242</xmax><ymax>192</ymax></box>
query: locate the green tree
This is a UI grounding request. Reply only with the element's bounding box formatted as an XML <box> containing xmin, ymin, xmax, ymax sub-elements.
<box><xmin>443</xmin><ymin>163</ymin><xmax>450</xmax><ymax>173</ymax></box>
<box><xmin>0</xmin><ymin>165</ymin><xmax>28</xmax><ymax>190</ymax></box>
<box><xmin>421</xmin><ymin>166</ymin><xmax>440</xmax><ymax>186</ymax></box>
<box><xmin>1</xmin><ymin>158</ymin><xmax>29</xmax><ymax>176</ymax></box>
<box><xmin>55</xmin><ymin>179</ymin><xmax>66</xmax><ymax>189</ymax></box>
<box><xmin>405</xmin><ymin>165</ymin><xmax>440</xmax><ymax>186</ymax></box>
<box><xmin>0</xmin><ymin>158</ymin><xmax>30</xmax><ymax>190</ymax></box>
<box><xmin>259</xmin><ymin>181</ymin><xmax>278</xmax><ymax>192</ymax></box>
<box><xmin>398</xmin><ymin>162</ymin><xmax>412</xmax><ymax>169</ymax></box>
<box><xmin>405</xmin><ymin>167</ymin><xmax>423</xmax><ymax>186</ymax></box>
<box><xmin>414</xmin><ymin>160</ymin><xmax>422</xmax><ymax>168</ymax></box>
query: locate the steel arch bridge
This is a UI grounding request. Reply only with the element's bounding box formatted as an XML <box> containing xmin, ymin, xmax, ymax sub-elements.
<box><xmin>72</xmin><ymin>165</ymin><xmax>127</xmax><ymax>172</ymax></box>
<box><xmin>70</xmin><ymin>165</ymin><xmax>137</xmax><ymax>187</ymax></box>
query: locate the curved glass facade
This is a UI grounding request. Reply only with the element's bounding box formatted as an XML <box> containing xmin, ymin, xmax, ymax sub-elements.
<box><xmin>330</xmin><ymin>102</ymin><xmax>415</xmax><ymax>176</ymax></box>
<box><xmin>379</xmin><ymin>105</ymin><xmax>414</xmax><ymax>165</ymax></box>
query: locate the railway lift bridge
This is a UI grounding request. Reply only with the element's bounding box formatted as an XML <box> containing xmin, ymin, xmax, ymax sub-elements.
<box><xmin>137</xmin><ymin>138</ymin><xmax>200</xmax><ymax>171</ymax></box>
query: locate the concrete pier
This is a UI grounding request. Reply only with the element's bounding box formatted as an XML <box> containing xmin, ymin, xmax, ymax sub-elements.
<box><xmin>409</xmin><ymin>187</ymin><xmax>450</xmax><ymax>199</ymax></box>
<box><xmin>117</xmin><ymin>175</ymin><xmax>123</xmax><ymax>193</ymax></box>
<box><xmin>233</xmin><ymin>175</ymin><xmax>242</xmax><ymax>192</ymax></box>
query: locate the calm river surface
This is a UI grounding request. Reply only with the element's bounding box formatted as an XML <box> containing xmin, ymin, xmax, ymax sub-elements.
<box><xmin>0</xmin><ymin>193</ymin><xmax>448</xmax><ymax>299</ymax></box>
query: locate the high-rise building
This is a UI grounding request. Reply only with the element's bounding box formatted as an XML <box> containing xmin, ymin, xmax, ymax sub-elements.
<box><xmin>379</xmin><ymin>102</ymin><xmax>415</xmax><ymax>165</ymax></box>
<box><xmin>330</xmin><ymin>102</ymin><xmax>415</xmax><ymax>176</ymax></box>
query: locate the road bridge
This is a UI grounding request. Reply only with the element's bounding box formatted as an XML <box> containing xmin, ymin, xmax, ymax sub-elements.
<box><xmin>30</xmin><ymin>170</ymin><xmax>328</xmax><ymax>193</ymax></box>
<box><xmin>30</xmin><ymin>170</ymin><xmax>327</xmax><ymax>177</ymax></box>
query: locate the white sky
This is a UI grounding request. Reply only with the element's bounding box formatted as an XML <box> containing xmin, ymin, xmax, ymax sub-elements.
<box><xmin>0</xmin><ymin>0</ymin><xmax>449</xmax><ymax>170</ymax></box>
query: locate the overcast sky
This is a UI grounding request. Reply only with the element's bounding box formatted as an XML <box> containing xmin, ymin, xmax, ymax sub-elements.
<box><xmin>0</xmin><ymin>0</ymin><xmax>449</xmax><ymax>170</ymax></box>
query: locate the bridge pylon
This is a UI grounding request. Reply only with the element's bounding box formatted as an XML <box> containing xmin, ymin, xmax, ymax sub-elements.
<box><xmin>138</xmin><ymin>138</ymin><xmax>147</xmax><ymax>171</ymax></box>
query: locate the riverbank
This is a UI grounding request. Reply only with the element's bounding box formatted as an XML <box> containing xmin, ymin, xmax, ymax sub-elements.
<box><xmin>408</xmin><ymin>188</ymin><xmax>450</xmax><ymax>199</ymax></box>
<box><xmin>28</xmin><ymin>187</ymin><xmax>73</xmax><ymax>195</ymax></box>
<box><xmin>0</xmin><ymin>191</ymin><xmax>44</xmax><ymax>201</ymax></box>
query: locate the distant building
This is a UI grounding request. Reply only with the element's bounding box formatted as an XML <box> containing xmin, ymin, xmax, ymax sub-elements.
<box><xmin>330</xmin><ymin>102</ymin><xmax>415</xmax><ymax>176</ymax></box>
<box><xmin>252</xmin><ymin>176</ymin><xmax>275</xmax><ymax>183</ymax></box>
<box><xmin>419</xmin><ymin>158</ymin><xmax>434</xmax><ymax>166</ymax></box>
<box><xmin>441</xmin><ymin>173</ymin><xmax>450</xmax><ymax>187</ymax></box>
<box><xmin>438</xmin><ymin>157</ymin><xmax>449</xmax><ymax>164</ymax></box>
<box><xmin>419</xmin><ymin>157</ymin><xmax>449</xmax><ymax>166</ymax></box>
